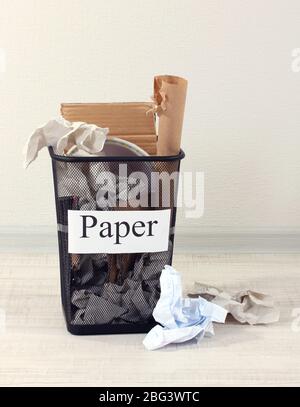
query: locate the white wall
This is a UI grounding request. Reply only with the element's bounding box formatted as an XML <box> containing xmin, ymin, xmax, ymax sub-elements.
<box><xmin>1</xmin><ymin>0</ymin><xmax>300</xmax><ymax>236</ymax></box>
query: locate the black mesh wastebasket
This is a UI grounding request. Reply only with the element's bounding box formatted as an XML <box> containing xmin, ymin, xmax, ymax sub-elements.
<box><xmin>49</xmin><ymin>147</ymin><xmax>185</xmax><ymax>335</ymax></box>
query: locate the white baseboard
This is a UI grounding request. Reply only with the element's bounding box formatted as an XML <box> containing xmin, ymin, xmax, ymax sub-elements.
<box><xmin>0</xmin><ymin>226</ymin><xmax>299</xmax><ymax>253</ymax></box>
<box><xmin>175</xmin><ymin>229</ymin><xmax>300</xmax><ymax>253</ymax></box>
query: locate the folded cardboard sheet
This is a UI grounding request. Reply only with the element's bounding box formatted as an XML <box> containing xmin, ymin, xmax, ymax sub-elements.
<box><xmin>61</xmin><ymin>102</ymin><xmax>157</xmax><ymax>155</ymax></box>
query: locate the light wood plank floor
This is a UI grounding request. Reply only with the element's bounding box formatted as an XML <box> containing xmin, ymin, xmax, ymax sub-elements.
<box><xmin>0</xmin><ymin>252</ymin><xmax>299</xmax><ymax>387</ymax></box>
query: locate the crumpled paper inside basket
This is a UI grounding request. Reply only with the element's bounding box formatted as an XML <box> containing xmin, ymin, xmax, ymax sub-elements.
<box><xmin>23</xmin><ymin>117</ymin><xmax>108</xmax><ymax>168</ymax></box>
<box><xmin>71</xmin><ymin>244</ymin><xmax>173</xmax><ymax>325</ymax></box>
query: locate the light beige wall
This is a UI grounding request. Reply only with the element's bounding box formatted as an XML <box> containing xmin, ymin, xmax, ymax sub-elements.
<box><xmin>0</xmin><ymin>0</ymin><xmax>300</xmax><ymax>233</ymax></box>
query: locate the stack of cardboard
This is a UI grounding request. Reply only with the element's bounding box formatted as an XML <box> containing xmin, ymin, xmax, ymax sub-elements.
<box><xmin>61</xmin><ymin>102</ymin><xmax>157</xmax><ymax>155</ymax></box>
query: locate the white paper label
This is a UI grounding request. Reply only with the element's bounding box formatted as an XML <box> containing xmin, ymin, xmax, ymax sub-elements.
<box><xmin>68</xmin><ymin>209</ymin><xmax>171</xmax><ymax>254</ymax></box>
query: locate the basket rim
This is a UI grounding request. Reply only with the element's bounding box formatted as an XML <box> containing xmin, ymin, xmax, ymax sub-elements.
<box><xmin>48</xmin><ymin>146</ymin><xmax>185</xmax><ymax>162</ymax></box>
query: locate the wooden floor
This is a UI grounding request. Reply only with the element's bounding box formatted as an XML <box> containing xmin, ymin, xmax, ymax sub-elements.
<box><xmin>0</xmin><ymin>252</ymin><xmax>299</xmax><ymax>387</ymax></box>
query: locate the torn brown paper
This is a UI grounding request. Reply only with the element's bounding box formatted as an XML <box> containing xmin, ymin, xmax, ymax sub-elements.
<box><xmin>189</xmin><ymin>283</ymin><xmax>280</xmax><ymax>325</ymax></box>
<box><xmin>153</xmin><ymin>75</ymin><xmax>188</xmax><ymax>156</ymax></box>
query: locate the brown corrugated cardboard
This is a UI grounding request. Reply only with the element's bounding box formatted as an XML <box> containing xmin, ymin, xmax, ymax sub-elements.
<box><xmin>61</xmin><ymin>102</ymin><xmax>157</xmax><ymax>155</ymax></box>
